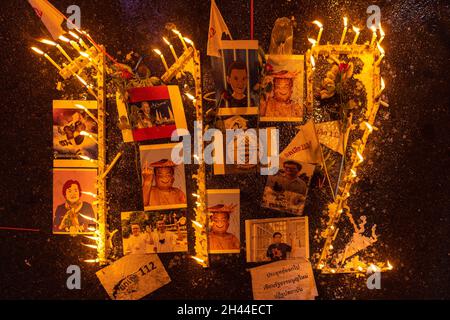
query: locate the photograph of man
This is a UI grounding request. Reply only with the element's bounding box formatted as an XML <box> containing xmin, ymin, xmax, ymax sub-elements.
<box><xmin>219</xmin><ymin>61</ymin><xmax>255</xmax><ymax>108</ymax></box>
<box><xmin>53</xmin><ymin>179</ymin><xmax>96</xmax><ymax>233</ymax></box>
<box><xmin>136</xmin><ymin>101</ymin><xmax>153</xmax><ymax>129</ymax></box>
<box><xmin>260</xmin><ymin>71</ymin><xmax>303</xmax><ymax>118</ymax></box>
<box><xmin>262</xmin><ymin>160</ymin><xmax>311</xmax><ymax>215</ymax></box>
<box><xmin>150</xmin><ymin>218</ymin><xmax>182</xmax><ymax>253</ymax></box>
<box><xmin>142</xmin><ymin>159</ymin><xmax>187</xmax><ymax>207</ymax></box>
<box><xmin>208</xmin><ymin>204</ymin><xmax>240</xmax><ymax>251</ymax></box>
<box><xmin>124</xmin><ymin>223</ymin><xmax>154</xmax><ymax>255</ymax></box>
<box><xmin>266</xmin><ymin>232</ymin><xmax>292</xmax><ymax>261</ymax></box>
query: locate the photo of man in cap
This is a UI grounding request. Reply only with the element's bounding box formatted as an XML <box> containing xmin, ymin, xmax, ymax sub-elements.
<box><xmin>142</xmin><ymin>159</ymin><xmax>187</xmax><ymax>208</ymax></box>
<box><xmin>260</xmin><ymin>70</ymin><xmax>303</xmax><ymax>118</ymax></box>
<box><xmin>208</xmin><ymin>204</ymin><xmax>240</xmax><ymax>252</ymax></box>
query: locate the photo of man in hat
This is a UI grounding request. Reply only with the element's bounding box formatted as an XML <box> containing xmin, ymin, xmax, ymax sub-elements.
<box><xmin>142</xmin><ymin>159</ymin><xmax>187</xmax><ymax>208</ymax></box>
<box><xmin>208</xmin><ymin>204</ymin><xmax>240</xmax><ymax>252</ymax></box>
<box><xmin>260</xmin><ymin>70</ymin><xmax>303</xmax><ymax>118</ymax></box>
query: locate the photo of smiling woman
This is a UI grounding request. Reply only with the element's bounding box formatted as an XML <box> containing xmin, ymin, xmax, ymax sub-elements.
<box><xmin>52</xmin><ymin>168</ymin><xmax>97</xmax><ymax>234</ymax></box>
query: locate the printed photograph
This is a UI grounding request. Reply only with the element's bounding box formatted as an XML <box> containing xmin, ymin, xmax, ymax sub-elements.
<box><xmin>117</xmin><ymin>85</ymin><xmax>187</xmax><ymax>142</ymax></box>
<box><xmin>262</xmin><ymin>159</ymin><xmax>315</xmax><ymax>215</ymax></box>
<box><xmin>260</xmin><ymin>55</ymin><xmax>305</xmax><ymax>122</ymax></box>
<box><xmin>53</xmin><ymin>100</ymin><xmax>98</xmax><ymax>167</ymax></box>
<box><xmin>214</xmin><ymin>40</ymin><xmax>260</xmax><ymax>116</ymax></box>
<box><xmin>245</xmin><ymin>216</ymin><xmax>309</xmax><ymax>263</ymax></box>
<box><xmin>140</xmin><ymin>143</ymin><xmax>187</xmax><ymax>211</ymax></box>
<box><xmin>52</xmin><ymin>168</ymin><xmax>97</xmax><ymax>234</ymax></box>
<box><xmin>206</xmin><ymin>189</ymin><xmax>240</xmax><ymax>254</ymax></box>
<box><xmin>121</xmin><ymin>210</ymin><xmax>188</xmax><ymax>254</ymax></box>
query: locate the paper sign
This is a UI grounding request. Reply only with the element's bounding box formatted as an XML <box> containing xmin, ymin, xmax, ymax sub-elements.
<box><xmin>249</xmin><ymin>259</ymin><xmax>317</xmax><ymax>300</ymax></box>
<box><xmin>96</xmin><ymin>254</ymin><xmax>171</xmax><ymax>300</ymax></box>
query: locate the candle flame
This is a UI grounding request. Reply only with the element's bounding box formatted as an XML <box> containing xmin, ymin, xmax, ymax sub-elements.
<box><xmin>356</xmin><ymin>150</ymin><xmax>364</xmax><ymax>163</ymax></box>
<box><xmin>329</xmin><ymin>244</ymin><xmax>333</xmax><ymax>250</ymax></box>
<box><xmin>369</xmin><ymin>264</ymin><xmax>379</xmax><ymax>272</ymax></box>
<box><xmin>310</xmin><ymin>55</ymin><xmax>316</xmax><ymax>69</ymax></box>
<box><xmin>352</xmin><ymin>26</ymin><xmax>360</xmax><ymax>33</ymax></box>
<box><xmin>79</xmin><ymin>214</ymin><xmax>97</xmax><ymax>223</ymax></box>
<box><xmin>357</xmin><ymin>266</ymin><xmax>363</xmax><ymax>272</ymax></box>
<box><xmin>84</xmin><ymin>259</ymin><xmax>99</xmax><ymax>263</ymax></box>
<box><xmin>69</xmin><ymin>31</ymin><xmax>80</xmax><ymax>40</ymax></box>
<box><xmin>40</xmin><ymin>39</ymin><xmax>57</xmax><ymax>46</ymax></box>
<box><xmin>84</xmin><ymin>235</ymin><xmax>100</xmax><ymax>241</ymax></box>
<box><xmin>387</xmin><ymin>261</ymin><xmax>393</xmax><ymax>270</ymax></box>
<box><xmin>81</xmin><ymin>243</ymin><xmax>98</xmax><ymax>249</ymax></box>
<box><xmin>343</xmin><ymin>17</ymin><xmax>348</xmax><ymax>27</ymax></box>
<box><xmin>377</xmin><ymin>42</ymin><xmax>385</xmax><ymax>55</ymax></box>
<box><xmin>163</xmin><ymin>37</ymin><xmax>171</xmax><ymax>46</ymax></box>
<box><xmin>185</xmin><ymin>92</ymin><xmax>195</xmax><ymax>101</ymax></box>
<box><xmin>351</xmin><ymin>169</ymin><xmax>357</xmax><ymax>177</ymax></box>
<box><xmin>318</xmin><ymin>264</ymin><xmax>324</xmax><ymax>269</ymax></box>
<box><xmin>79</xmin><ymin>154</ymin><xmax>93</xmax><ymax>162</ymax></box>
<box><xmin>31</xmin><ymin>47</ymin><xmax>44</xmax><ymax>55</ymax></box>
<box><xmin>308</xmin><ymin>38</ymin><xmax>317</xmax><ymax>46</ymax></box>
<box><xmin>364</xmin><ymin>121</ymin><xmax>374</xmax><ymax>133</ymax></box>
<box><xmin>330</xmin><ymin>269</ymin><xmax>336</xmax><ymax>273</ymax></box>
<box><xmin>172</xmin><ymin>29</ymin><xmax>181</xmax><ymax>36</ymax></box>
<box><xmin>381</xmin><ymin>77</ymin><xmax>385</xmax><ymax>90</ymax></box>
<box><xmin>191</xmin><ymin>256</ymin><xmax>205</xmax><ymax>264</ymax></box>
<box><xmin>153</xmin><ymin>48</ymin><xmax>162</xmax><ymax>56</ymax></box>
<box><xmin>58</xmin><ymin>35</ymin><xmax>70</xmax><ymax>43</ymax></box>
<box><xmin>75</xmin><ymin>104</ymin><xmax>87</xmax><ymax>110</ymax></box>
<box><xmin>192</xmin><ymin>220</ymin><xmax>203</xmax><ymax>228</ymax></box>
<box><xmin>79</xmin><ymin>51</ymin><xmax>90</xmax><ymax>58</ymax></box>
<box><xmin>81</xmin><ymin>190</ymin><xmax>97</xmax><ymax>198</ymax></box>
<box><xmin>371</xmin><ymin>25</ymin><xmax>377</xmax><ymax>33</ymax></box>
<box><xmin>75</xmin><ymin>75</ymin><xmax>88</xmax><ymax>86</ymax></box>
<box><xmin>379</xmin><ymin>24</ymin><xmax>385</xmax><ymax>37</ymax></box>
<box><xmin>183</xmin><ymin>37</ymin><xmax>194</xmax><ymax>46</ymax></box>
<box><xmin>87</xmin><ymin>227</ymin><xmax>96</xmax><ymax>232</ymax></box>
<box><xmin>312</xmin><ymin>20</ymin><xmax>323</xmax><ymax>29</ymax></box>
<box><xmin>192</xmin><ymin>193</ymin><xmax>200</xmax><ymax>198</ymax></box>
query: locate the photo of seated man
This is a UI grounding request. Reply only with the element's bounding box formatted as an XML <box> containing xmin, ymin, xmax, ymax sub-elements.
<box><xmin>208</xmin><ymin>204</ymin><xmax>240</xmax><ymax>252</ymax></box>
<box><xmin>142</xmin><ymin>159</ymin><xmax>187</xmax><ymax>209</ymax></box>
<box><xmin>266</xmin><ymin>232</ymin><xmax>292</xmax><ymax>261</ymax></box>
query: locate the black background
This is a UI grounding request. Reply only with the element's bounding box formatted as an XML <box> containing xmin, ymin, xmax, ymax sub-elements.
<box><xmin>0</xmin><ymin>0</ymin><xmax>449</xmax><ymax>300</ymax></box>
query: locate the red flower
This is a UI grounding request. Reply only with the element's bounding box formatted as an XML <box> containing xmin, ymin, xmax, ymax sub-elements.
<box><xmin>339</xmin><ymin>63</ymin><xmax>349</xmax><ymax>73</ymax></box>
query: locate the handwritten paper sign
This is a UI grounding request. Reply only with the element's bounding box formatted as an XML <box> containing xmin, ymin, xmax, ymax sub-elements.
<box><xmin>96</xmin><ymin>254</ymin><xmax>171</xmax><ymax>300</ymax></box>
<box><xmin>249</xmin><ymin>259</ymin><xmax>317</xmax><ymax>300</ymax></box>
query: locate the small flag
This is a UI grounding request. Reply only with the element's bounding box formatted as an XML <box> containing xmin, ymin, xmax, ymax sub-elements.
<box><xmin>28</xmin><ymin>0</ymin><xmax>66</xmax><ymax>40</ymax></box>
<box><xmin>207</xmin><ymin>0</ymin><xmax>232</xmax><ymax>57</ymax></box>
<box><xmin>281</xmin><ymin>120</ymin><xmax>321</xmax><ymax>164</ymax></box>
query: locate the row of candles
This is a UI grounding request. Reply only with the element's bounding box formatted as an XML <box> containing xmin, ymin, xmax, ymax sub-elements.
<box><xmin>153</xmin><ymin>29</ymin><xmax>195</xmax><ymax>72</ymax></box>
<box><xmin>308</xmin><ymin>18</ymin><xmax>385</xmax><ymax>47</ymax></box>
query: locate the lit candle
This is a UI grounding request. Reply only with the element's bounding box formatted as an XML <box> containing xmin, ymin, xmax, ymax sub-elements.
<box><xmin>376</xmin><ymin>77</ymin><xmax>385</xmax><ymax>97</ymax></box>
<box><xmin>75</xmin><ymin>75</ymin><xmax>97</xmax><ymax>99</ymax></box>
<box><xmin>153</xmin><ymin>49</ymin><xmax>169</xmax><ymax>71</ymax></box>
<box><xmin>340</xmin><ymin>17</ymin><xmax>348</xmax><ymax>45</ymax></box>
<box><xmin>163</xmin><ymin>37</ymin><xmax>178</xmax><ymax>61</ymax></box>
<box><xmin>370</xmin><ymin>25</ymin><xmax>377</xmax><ymax>46</ymax></box>
<box><xmin>183</xmin><ymin>37</ymin><xmax>195</xmax><ymax>50</ymax></box>
<box><xmin>375</xmin><ymin>43</ymin><xmax>385</xmax><ymax>65</ymax></box>
<box><xmin>31</xmin><ymin>47</ymin><xmax>62</xmax><ymax>71</ymax></box>
<box><xmin>313</xmin><ymin>20</ymin><xmax>323</xmax><ymax>44</ymax></box>
<box><xmin>75</xmin><ymin>104</ymin><xmax>99</xmax><ymax>124</ymax></box>
<box><xmin>310</xmin><ymin>55</ymin><xmax>316</xmax><ymax>70</ymax></box>
<box><xmin>59</xmin><ymin>35</ymin><xmax>81</xmax><ymax>52</ymax></box>
<box><xmin>40</xmin><ymin>39</ymin><xmax>73</xmax><ymax>62</ymax></box>
<box><xmin>172</xmin><ymin>29</ymin><xmax>188</xmax><ymax>50</ymax></box>
<box><xmin>352</xmin><ymin>26</ymin><xmax>360</xmax><ymax>44</ymax></box>
<box><xmin>308</xmin><ymin>38</ymin><xmax>317</xmax><ymax>48</ymax></box>
<box><xmin>69</xmin><ymin>31</ymin><xmax>89</xmax><ymax>50</ymax></box>
<box><xmin>378</xmin><ymin>23</ymin><xmax>385</xmax><ymax>45</ymax></box>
